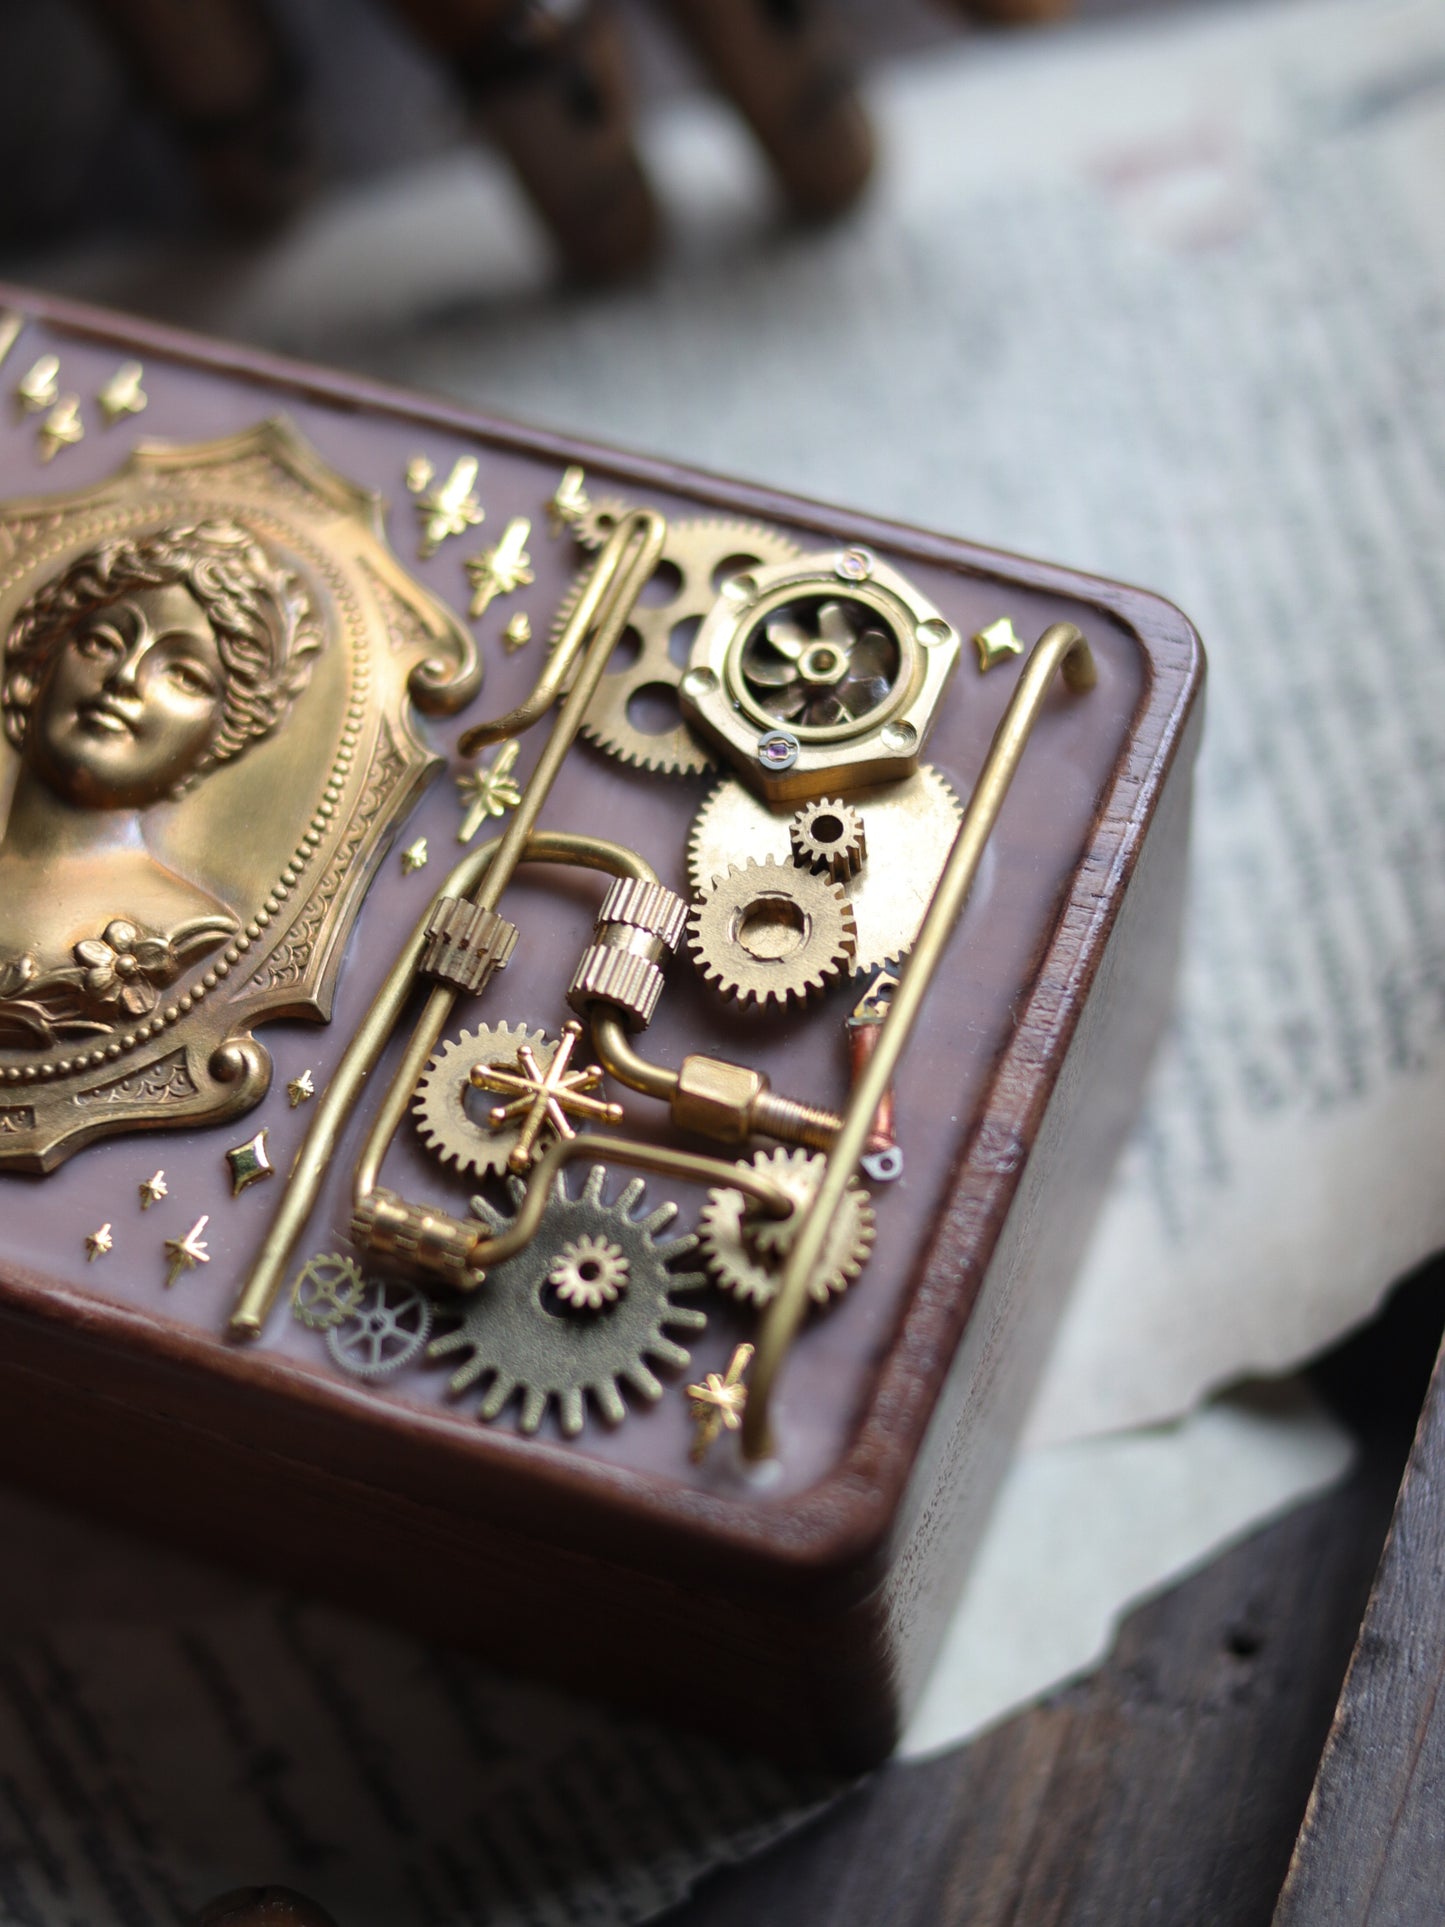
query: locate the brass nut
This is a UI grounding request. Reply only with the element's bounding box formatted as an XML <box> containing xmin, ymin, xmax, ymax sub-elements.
<box><xmin>672</xmin><ymin>1054</ymin><xmax>767</xmax><ymax>1144</ymax></box>
<box><xmin>420</xmin><ymin>896</ymin><xmax>519</xmax><ymax>994</ymax></box>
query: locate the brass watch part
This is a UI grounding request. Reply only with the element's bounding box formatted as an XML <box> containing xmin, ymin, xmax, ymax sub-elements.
<box><xmin>788</xmin><ymin>797</ymin><xmax>867</xmax><ymax>882</ymax></box>
<box><xmin>687</xmin><ymin>856</ymin><xmax>856</xmax><ymax>1007</ymax></box>
<box><xmin>678</xmin><ymin>547</ymin><xmax>962</xmax><ymax>800</ymax></box>
<box><xmin>567</xmin><ymin>875</ymin><xmax>689</xmax><ymax>1032</ymax></box>
<box><xmin>592</xmin><ymin>1018</ymin><xmax>844</xmax><ymax>1153</ymax></box>
<box><xmin>419</xmin><ymin>895</ymin><xmax>519</xmax><ymax>995</ymax></box>
<box><xmin>411</xmin><ymin>1021</ymin><xmax>556</xmax><ymax>1179</ymax></box>
<box><xmin>550</xmin><ymin>515</ymin><xmax>801</xmax><ymax>775</ymax></box>
<box><xmin>698</xmin><ymin>1147</ymin><xmax>875</xmax><ymax>1309</ymax></box>
<box><xmin>687</xmin><ymin>765</ymin><xmax>963</xmax><ymax>976</ymax></box>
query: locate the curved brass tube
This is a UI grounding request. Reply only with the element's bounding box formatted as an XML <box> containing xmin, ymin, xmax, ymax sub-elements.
<box><xmin>590</xmin><ymin>1011</ymin><xmax>682</xmax><ymax>1104</ymax></box>
<box><xmin>742</xmin><ymin>622</ymin><xmax>1097</xmax><ymax>1459</ymax></box>
<box><xmin>230</xmin><ymin>830</ymin><xmax>656</xmax><ymax>1337</ymax></box>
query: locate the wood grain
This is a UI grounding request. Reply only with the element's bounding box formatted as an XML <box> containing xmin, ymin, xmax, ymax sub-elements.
<box><xmin>1274</xmin><ymin>1329</ymin><xmax>1445</xmax><ymax>1924</ymax></box>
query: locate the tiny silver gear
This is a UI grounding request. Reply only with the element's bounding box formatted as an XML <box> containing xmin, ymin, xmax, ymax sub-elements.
<box><xmin>688</xmin><ymin>856</ymin><xmax>857</xmax><ymax>1007</ymax></box>
<box><xmin>412</xmin><ymin>1022</ymin><xmax>556</xmax><ymax>1179</ymax></box>
<box><xmin>326</xmin><ymin>1277</ymin><xmax>434</xmax><ymax>1379</ymax></box>
<box><xmin>547</xmin><ymin>1233</ymin><xmax>630</xmax><ymax>1311</ymax></box>
<box><xmin>429</xmin><ymin>1164</ymin><xmax>707</xmax><ymax>1436</ymax></box>
<box><xmin>789</xmin><ymin>797</ymin><xmax>867</xmax><ymax>882</ymax></box>
<box><xmin>291</xmin><ymin>1253</ymin><xmax>366</xmax><ymax>1331</ymax></box>
<box><xmin>686</xmin><ymin>765</ymin><xmax>963</xmax><ymax>975</ymax></box>
<box><xmin>548</xmin><ymin>517</ymin><xmax>801</xmax><ymax>776</ymax></box>
<box><xmin>698</xmin><ymin>1147</ymin><xmax>876</xmax><ymax>1309</ymax></box>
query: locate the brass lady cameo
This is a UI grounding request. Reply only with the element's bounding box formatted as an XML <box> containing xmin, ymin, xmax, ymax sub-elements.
<box><xmin>0</xmin><ymin>420</ymin><xmax>478</xmax><ymax>1168</ymax></box>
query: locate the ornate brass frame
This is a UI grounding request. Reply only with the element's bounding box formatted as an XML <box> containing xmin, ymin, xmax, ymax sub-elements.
<box><xmin>0</xmin><ymin>418</ymin><xmax>480</xmax><ymax>1170</ymax></box>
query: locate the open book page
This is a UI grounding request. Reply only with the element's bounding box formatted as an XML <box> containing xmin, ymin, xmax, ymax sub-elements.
<box><xmin>50</xmin><ymin>0</ymin><xmax>1445</xmax><ymax>1445</ymax></box>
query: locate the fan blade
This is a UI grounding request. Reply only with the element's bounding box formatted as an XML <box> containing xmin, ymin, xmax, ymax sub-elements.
<box><xmin>761</xmin><ymin>684</ymin><xmax>809</xmax><ymax>722</ymax></box>
<box><xmin>836</xmin><ymin>671</ymin><xmax>892</xmax><ymax>718</ymax></box>
<box><xmin>816</xmin><ymin>601</ymin><xmax>858</xmax><ymax>648</ymax></box>
<box><xmin>844</xmin><ymin>628</ymin><xmax>897</xmax><ymax>684</ymax></box>
<box><xmin>761</xmin><ymin>618</ymin><xmax>809</xmax><ymax>661</ymax></box>
<box><xmin>743</xmin><ymin>647</ymin><xmax>805</xmax><ymax>688</ymax></box>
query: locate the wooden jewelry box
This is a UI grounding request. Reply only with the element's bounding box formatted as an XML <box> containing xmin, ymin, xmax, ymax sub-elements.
<box><xmin>0</xmin><ymin>283</ymin><xmax>1202</xmax><ymax>1770</ymax></box>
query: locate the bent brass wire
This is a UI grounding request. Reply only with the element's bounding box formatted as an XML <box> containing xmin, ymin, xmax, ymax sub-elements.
<box><xmin>741</xmin><ymin>622</ymin><xmax>1097</xmax><ymax>1459</ymax></box>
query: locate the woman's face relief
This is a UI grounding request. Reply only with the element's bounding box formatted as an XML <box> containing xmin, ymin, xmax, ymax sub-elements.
<box><xmin>28</xmin><ymin>582</ymin><xmax>225</xmax><ymax>809</ymax></box>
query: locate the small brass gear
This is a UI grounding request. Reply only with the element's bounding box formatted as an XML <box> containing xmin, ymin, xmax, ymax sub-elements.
<box><xmin>789</xmin><ymin>797</ymin><xmax>867</xmax><ymax>882</ymax></box>
<box><xmin>548</xmin><ymin>1233</ymin><xmax>630</xmax><ymax>1311</ymax></box>
<box><xmin>687</xmin><ymin>765</ymin><xmax>963</xmax><ymax>975</ymax></box>
<box><xmin>688</xmin><ymin>857</ymin><xmax>857</xmax><ymax>1007</ymax></box>
<box><xmin>291</xmin><ymin>1253</ymin><xmax>366</xmax><ymax>1331</ymax></box>
<box><xmin>549</xmin><ymin>517</ymin><xmax>801</xmax><ymax>776</ymax></box>
<box><xmin>698</xmin><ymin>1147</ymin><xmax>875</xmax><ymax>1309</ymax></box>
<box><xmin>429</xmin><ymin>1165</ymin><xmax>707</xmax><ymax>1435</ymax></box>
<box><xmin>569</xmin><ymin>493</ymin><xmax>635</xmax><ymax>551</ymax></box>
<box><xmin>412</xmin><ymin>1022</ymin><xmax>556</xmax><ymax>1179</ymax></box>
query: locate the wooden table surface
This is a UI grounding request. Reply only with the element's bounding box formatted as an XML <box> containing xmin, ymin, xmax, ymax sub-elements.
<box><xmin>660</xmin><ymin>1267</ymin><xmax>1445</xmax><ymax>1926</ymax></box>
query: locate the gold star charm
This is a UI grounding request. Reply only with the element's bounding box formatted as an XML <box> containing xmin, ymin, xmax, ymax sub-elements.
<box><xmin>164</xmin><ymin>1216</ymin><xmax>211</xmax><ymax>1287</ymax></box>
<box><xmin>401</xmin><ymin>837</ymin><xmax>428</xmax><ymax>874</ymax></box>
<box><xmin>973</xmin><ymin>616</ymin><xmax>1025</xmax><ymax>673</ymax></box>
<box><xmin>16</xmin><ymin>353</ymin><xmax>58</xmax><ymax>413</ymax></box>
<box><xmin>502</xmin><ymin>612</ymin><xmax>532</xmax><ymax>653</ymax></box>
<box><xmin>686</xmin><ymin>1343</ymin><xmax>755</xmax><ymax>1463</ymax></box>
<box><xmin>97</xmin><ymin>360</ymin><xmax>147</xmax><ymax>424</ymax></box>
<box><xmin>38</xmin><ymin>396</ymin><xmax>83</xmax><ymax>462</ymax></box>
<box><xmin>139</xmin><ymin>1169</ymin><xmax>168</xmax><ymax>1210</ymax></box>
<box><xmin>547</xmin><ymin>463</ymin><xmax>591</xmax><ymax>534</ymax></box>
<box><xmin>464</xmin><ymin>516</ymin><xmax>534</xmax><ymax>619</ymax></box>
<box><xmin>405</xmin><ymin>453</ymin><xmax>435</xmax><ymax>495</ymax></box>
<box><xmin>456</xmin><ymin>738</ymin><xmax>522</xmax><ymax>843</ymax></box>
<box><xmin>85</xmin><ymin>1223</ymin><xmax>114</xmax><ymax>1262</ymax></box>
<box><xmin>416</xmin><ymin>456</ymin><xmax>483</xmax><ymax>558</ymax></box>
<box><xmin>470</xmin><ymin>1018</ymin><xmax>624</xmax><ymax>1173</ymax></box>
<box><xmin>0</xmin><ymin>311</ymin><xmax>21</xmax><ymax>373</ymax></box>
<box><xmin>226</xmin><ymin>1128</ymin><xmax>274</xmax><ymax>1196</ymax></box>
<box><xmin>288</xmin><ymin>1068</ymin><xmax>316</xmax><ymax>1108</ymax></box>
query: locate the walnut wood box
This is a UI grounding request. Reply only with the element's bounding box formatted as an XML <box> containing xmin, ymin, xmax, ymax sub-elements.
<box><xmin>0</xmin><ymin>283</ymin><xmax>1203</xmax><ymax>1770</ymax></box>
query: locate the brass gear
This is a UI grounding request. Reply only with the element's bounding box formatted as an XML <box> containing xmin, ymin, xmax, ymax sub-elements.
<box><xmin>547</xmin><ymin>1233</ymin><xmax>630</xmax><ymax>1311</ymax></box>
<box><xmin>686</xmin><ymin>765</ymin><xmax>963</xmax><ymax>975</ymax></box>
<box><xmin>789</xmin><ymin>797</ymin><xmax>867</xmax><ymax>882</ymax></box>
<box><xmin>412</xmin><ymin>1022</ymin><xmax>556</xmax><ymax>1179</ymax></box>
<box><xmin>429</xmin><ymin>1165</ymin><xmax>708</xmax><ymax>1436</ymax></box>
<box><xmin>291</xmin><ymin>1253</ymin><xmax>366</xmax><ymax>1331</ymax></box>
<box><xmin>569</xmin><ymin>493</ymin><xmax>635</xmax><ymax>552</ymax></box>
<box><xmin>549</xmin><ymin>517</ymin><xmax>801</xmax><ymax>776</ymax></box>
<box><xmin>688</xmin><ymin>857</ymin><xmax>856</xmax><ymax>1007</ymax></box>
<box><xmin>698</xmin><ymin>1147</ymin><xmax>875</xmax><ymax>1309</ymax></box>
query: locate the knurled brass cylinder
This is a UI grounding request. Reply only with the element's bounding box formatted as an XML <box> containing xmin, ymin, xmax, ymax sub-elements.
<box><xmin>567</xmin><ymin>877</ymin><xmax>689</xmax><ymax>1029</ymax></box>
<box><xmin>420</xmin><ymin>895</ymin><xmax>518</xmax><ymax>995</ymax></box>
<box><xmin>350</xmin><ymin>1186</ymin><xmax>481</xmax><ymax>1288</ymax></box>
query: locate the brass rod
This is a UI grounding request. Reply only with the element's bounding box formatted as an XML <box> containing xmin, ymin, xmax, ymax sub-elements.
<box><xmin>591</xmin><ymin>1010</ymin><xmax>680</xmax><ymax>1103</ymax></box>
<box><xmin>230</xmin><ymin>829</ymin><xmax>658</xmax><ymax>1338</ymax></box>
<box><xmin>742</xmin><ymin>622</ymin><xmax>1096</xmax><ymax>1458</ymax></box>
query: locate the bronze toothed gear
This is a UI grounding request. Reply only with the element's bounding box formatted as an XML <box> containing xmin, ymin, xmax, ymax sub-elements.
<box><xmin>789</xmin><ymin>798</ymin><xmax>867</xmax><ymax>882</ymax></box>
<box><xmin>689</xmin><ymin>856</ymin><xmax>856</xmax><ymax>1007</ymax></box>
<box><xmin>429</xmin><ymin>1165</ymin><xmax>708</xmax><ymax>1436</ymax></box>
<box><xmin>548</xmin><ymin>517</ymin><xmax>801</xmax><ymax>775</ymax></box>
<box><xmin>567</xmin><ymin>493</ymin><xmax>636</xmax><ymax>552</ymax></box>
<box><xmin>412</xmin><ymin>1022</ymin><xmax>556</xmax><ymax>1179</ymax></box>
<box><xmin>547</xmin><ymin>1233</ymin><xmax>630</xmax><ymax>1311</ymax></box>
<box><xmin>687</xmin><ymin>765</ymin><xmax>963</xmax><ymax>976</ymax></box>
<box><xmin>698</xmin><ymin>1147</ymin><xmax>875</xmax><ymax>1309</ymax></box>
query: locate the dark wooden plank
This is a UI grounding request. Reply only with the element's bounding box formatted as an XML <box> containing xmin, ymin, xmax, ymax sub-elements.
<box><xmin>664</xmin><ymin>1266</ymin><xmax>1445</xmax><ymax>1926</ymax></box>
<box><xmin>1274</xmin><ymin>1330</ymin><xmax>1445</xmax><ymax>1925</ymax></box>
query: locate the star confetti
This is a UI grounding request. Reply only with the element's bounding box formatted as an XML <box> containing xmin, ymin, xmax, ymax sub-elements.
<box><xmin>456</xmin><ymin>738</ymin><xmax>522</xmax><ymax>843</ymax></box>
<box><xmin>164</xmin><ymin>1216</ymin><xmax>211</xmax><ymax>1287</ymax></box>
<box><xmin>98</xmin><ymin>360</ymin><xmax>147</xmax><ymax>424</ymax></box>
<box><xmin>464</xmin><ymin>516</ymin><xmax>534</xmax><ymax>619</ymax></box>
<box><xmin>288</xmin><ymin>1069</ymin><xmax>316</xmax><ymax>1107</ymax></box>
<box><xmin>401</xmin><ymin>837</ymin><xmax>429</xmax><ymax>874</ymax></box>
<box><xmin>138</xmin><ymin>1169</ymin><xmax>168</xmax><ymax>1210</ymax></box>
<box><xmin>686</xmin><ymin>1343</ymin><xmax>755</xmax><ymax>1462</ymax></box>
<box><xmin>972</xmin><ymin>615</ymin><xmax>1025</xmax><ymax>673</ymax></box>
<box><xmin>225</xmin><ymin>1128</ymin><xmax>274</xmax><ymax>1197</ymax></box>
<box><xmin>85</xmin><ymin>1224</ymin><xmax>113</xmax><ymax>1262</ymax></box>
<box><xmin>38</xmin><ymin>396</ymin><xmax>83</xmax><ymax>461</ymax></box>
<box><xmin>415</xmin><ymin>456</ymin><xmax>483</xmax><ymax>558</ymax></box>
<box><xmin>502</xmin><ymin>612</ymin><xmax>532</xmax><ymax>653</ymax></box>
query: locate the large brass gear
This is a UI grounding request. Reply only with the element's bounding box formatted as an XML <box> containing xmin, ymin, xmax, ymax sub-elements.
<box><xmin>686</xmin><ymin>764</ymin><xmax>963</xmax><ymax>976</ymax></box>
<box><xmin>698</xmin><ymin>1147</ymin><xmax>875</xmax><ymax>1309</ymax></box>
<box><xmin>412</xmin><ymin>1022</ymin><xmax>557</xmax><ymax>1180</ymax></box>
<box><xmin>549</xmin><ymin>517</ymin><xmax>801</xmax><ymax>776</ymax></box>
<box><xmin>428</xmin><ymin>1165</ymin><xmax>707</xmax><ymax>1436</ymax></box>
<box><xmin>688</xmin><ymin>856</ymin><xmax>857</xmax><ymax>1007</ymax></box>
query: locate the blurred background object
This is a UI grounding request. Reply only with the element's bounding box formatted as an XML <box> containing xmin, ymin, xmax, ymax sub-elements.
<box><xmin>0</xmin><ymin>0</ymin><xmax>1085</xmax><ymax>277</ymax></box>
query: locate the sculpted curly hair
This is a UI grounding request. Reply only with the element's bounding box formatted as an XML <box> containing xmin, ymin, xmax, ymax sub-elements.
<box><xmin>2</xmin><ymin>520</ymin><xmax>323</xmax><ymax>793</ymax></box>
